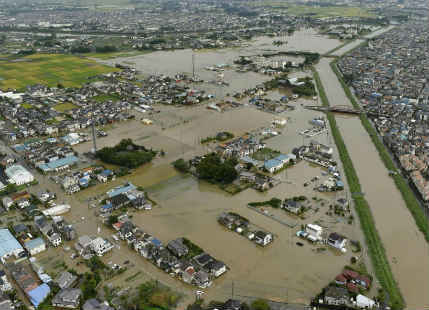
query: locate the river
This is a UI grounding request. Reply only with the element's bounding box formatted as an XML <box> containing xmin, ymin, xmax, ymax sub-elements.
<box><xmin>315</xmin><ymin>57</ymin><xmax>429</xmax><ymax>309</ymax></box>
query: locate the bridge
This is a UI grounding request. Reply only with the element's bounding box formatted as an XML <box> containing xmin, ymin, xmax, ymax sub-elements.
<box><xmin>304</xmin><ymin>105</ymin><xmax>362</xmax><ymax>115</ymax></box>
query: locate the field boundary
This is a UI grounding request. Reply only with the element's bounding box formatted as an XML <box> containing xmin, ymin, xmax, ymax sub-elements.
<box><xmin>312</xmin><ymin>68</ymin><xmax>405</xmax><ymax>309</ymax></box>
<box><xmin>330</xmin><ymin>59</ymin><xmax>429</xmax><ymax>243</ymax></box>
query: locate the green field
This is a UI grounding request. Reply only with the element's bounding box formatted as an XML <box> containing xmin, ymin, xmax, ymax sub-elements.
<box><xmin>53</xmin><ymin>102</ymin><xmax>78</xmax><ymax>112</ymax></box>
<box><xmin>0</xmin><ymin>54</ymin><xmax>118</xmax><ymax>90</ymax></box>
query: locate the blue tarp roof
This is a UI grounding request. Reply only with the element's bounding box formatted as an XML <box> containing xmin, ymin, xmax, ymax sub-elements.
<box><xmin>28</xmin><ymin>283</ymin><xmax>50</xmax><ymax>307</ymax></box>
<box><xmin>38</xmin><ymin>155</ymin><xmax>79</xmax><ymax>172</ymax></box>
<box><xmin>0</xmin><ymin>229</ymin><xmax>23</xmax><ymax>258</ymax></box>
<box><xmin>107</xmin><ymin>182</ymin><xmax>136</xmax><ymax>198</ymax></box>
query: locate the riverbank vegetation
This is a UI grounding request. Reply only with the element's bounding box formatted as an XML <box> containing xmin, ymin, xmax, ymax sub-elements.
<box><xmin>330</xmin><ymin>60</ymin><xmax>429</xmax><ymax>243</ymax></box>
<box><xmin>96</xmin><ymin>139</ymin><xmax>157</xmax><ymax>169</ymax></box>
<box><xmin>313</xmin><ymin>68</ymin><xmax>405</xmax><ymax>309</ymax></box>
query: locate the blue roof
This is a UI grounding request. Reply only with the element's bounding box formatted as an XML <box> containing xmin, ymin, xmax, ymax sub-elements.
<box><xmin>24</xmin><ymin>237</ymin><xmax>45</xmax><ymax>250</ymax></box>
<box><xmin>264</xmin><ymin>159</ymin><xmax>283</xmax><ymax>169</ymax></box>
<box><xmin>151</xmin><ymin>238</ymin><xmax>162</xmax><ymax>247</ymax></box>
<box><xmin>28</xmin><ymin>284</ymin><xmax>50</xmax><ymax>307</ymax></box>
<box><xmin>101</xmin><ymin>203</ymin><xmax>112</xmax><ymax>210</ymax></box>
<box><xmin>274</xmin><ymin>154</ymin><xmax>289</xmax><ymax>161</ymax></box>
<box><xmin>0</xmin><ymin>229</ymin><xmax>23</xmax><ymax>258</ymax></box>
<box><xmin>101</xmin><ymin>169</ymin><xmax>113</xmax><ymax>177</ymax></box>
<box><xmin>107</xmin><ymin>182</ymin><xmax>136</xmax><ymax>198</ymax></box>
<box><xmin>38</xmin><ymin>155</ymin><xmax>79</xmax><ymax>172</ymax></box>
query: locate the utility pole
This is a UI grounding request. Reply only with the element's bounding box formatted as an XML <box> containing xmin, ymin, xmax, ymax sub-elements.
<box><xmin>192</xmin><ymin>53</ymin><xmax>195</xmax><ymax>80</ymax></box>
<box><xmin>91</xmin><ymin>101</ymin><xmax>97</xmax><ymax>154</ymax></box>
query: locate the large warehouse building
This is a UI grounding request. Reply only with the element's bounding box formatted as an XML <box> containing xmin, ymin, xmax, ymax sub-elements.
<box><xmin>5</xmin><ymin>164</ymin><xmax>34</xmax><ymax>186</ymax></box>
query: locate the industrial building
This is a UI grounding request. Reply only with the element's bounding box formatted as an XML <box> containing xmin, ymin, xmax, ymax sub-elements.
<box><xmin>4</xmin><ymin>165</ymin><xmax>34</xmax><ymax>186</ymax></box>
<box><xmin>0</xmin><ymin>229</ymin><xmax>24</xmax><ymax>263</ymax></box>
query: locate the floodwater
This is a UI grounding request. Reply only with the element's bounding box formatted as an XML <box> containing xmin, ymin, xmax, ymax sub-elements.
<box><xmin>331</xmin><ymin>25</ymin><xmax>396</xmax><ymax>56</ymax></box>
<box><xmin>315</xmin><ymin>58</ymin><xmax>429</xmax><ymax>309</ymax></box>
<box><xmin>67</xmin><ymin>86</ymin><xmax>370</xmax><ymax>304</ymax></box>
<box><xmin>99</xmin><ymin>28</ymin><xmax>340</xmax><ymax>99</ymax></box>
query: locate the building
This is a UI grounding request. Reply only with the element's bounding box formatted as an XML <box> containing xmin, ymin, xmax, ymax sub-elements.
<box><xmin>167</xmin><ymin>238</ymin><xmax>189</xmax><ymax>258</ymax></box>
<box><xmin>1</xmin><ymin>198</ymin><xmax>13</xmax><ymax>211</ymax></box>
<box><xmin>282</xmin><ymin>199</ymin><xmax>303</xmax><ymax>214</ymax></box>
<box><xmin>327</xmin><ymin>232</ymin><xmax>347</xmax><ymax>251</ymax></box>
<box><xmin>83</xmin><ymin>299</ymin><xmax>114</xmax><ymax>310</ymax></box>
<box><xmin>5</xmin><ymin>165</ymin><xmax>34</xmax><ymax>185</ymax></box>
<box><xmin>91</xmin><ymin>237</ymin><xmax>114</xmax><ymax>257</ymax></box>
<box><xmin>52</xmin><ymin>288</ymin><xmax>82</xmax><ymax>309</ymax></box>
<box><xmin>55</xmin><ymin>271</ymin><xmax>78</xmax><ymax>289</ymax></box>
<box><xmin>27</xmin><ymin>283</ymin><xmax>50</xmax><ymax>308</ymax></box>
<box><xmin>254</xmin><ymin>231</ymin><xmax>273</xmax><ymax>246</ymax></box>
<box><xmin>37</xmin><ymin>155</ymin><xmax>79</xmax><ymax>173</ymax></box>
<box><xmin>305</xmin><ymin>224</ymin><xmax>323</xmax><ymax>242</ymax></box>
<box><xmin>0</xmin><ymin>293</ymin><xmax>13</xmax><ymax>310</ymax></box>
<box><xmin>0</xmin><ymin>229</ymin><xmax>24</xmax><ymax>263</ymax></box>
<box><xmin>356</xmin><ymin>294</ymin><xmax>376</xmax><ymax>309</ymax></box>
<box><xmin>24</xmin><ymin>238</ymin><xmax>46</xmax><ymax>256</ymax></box>
<box><xmin>0</xmin><ymin>271</ymin><xmax>11</xmax><ymax>292</ymax></box>
<box><xmin>264</xmin><ymin>159</ymin><xmax>284</xmax><ymax>173</ymax></box>
<box><xmin>324</xmin><ymin>286</ymin><xmax>349</xmax><ymax>306</ymax></box>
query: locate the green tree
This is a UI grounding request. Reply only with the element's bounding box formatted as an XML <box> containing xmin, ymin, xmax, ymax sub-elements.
<box><xmin>251</xmin><ymin>299</ymin><xmax>270</xmax><ymax>310</ymax></box>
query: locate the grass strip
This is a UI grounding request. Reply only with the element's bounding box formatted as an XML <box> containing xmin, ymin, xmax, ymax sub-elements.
<box><xmin>313</xmin><ymin>68</ymin><xmax>405</xmax><ymax>310</ymax></box>
<box><xmin>331</xmin><ymin>60</ymin><xmax>429</xmax><ymax>242</ymax></box>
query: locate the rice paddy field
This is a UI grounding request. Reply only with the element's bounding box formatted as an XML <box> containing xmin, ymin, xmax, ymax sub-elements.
<box><xmin>0</xmin><ymin>54</ymin><xmax>118</xmax><ymax>90</ymax></box>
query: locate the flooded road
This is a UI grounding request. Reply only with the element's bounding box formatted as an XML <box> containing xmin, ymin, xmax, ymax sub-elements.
<box><xmin>315</xmin><ymin>57</ymin><xmax>429</xmax><ymax>309</ymax></box>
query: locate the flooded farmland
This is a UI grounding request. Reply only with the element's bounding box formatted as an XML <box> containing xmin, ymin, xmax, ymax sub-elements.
<box><xmin>69</xmin><ymin>92</ymin><xmax>372</xmax><ymax>305</ymax></box>
<box><xmin>47</xmin><ymin>30</ymin><xmax>395</xmax><ymax>306</ymax></box>
<box><xmin>315</xmin><ymin>57</ymin><xmax>429</xmax><ymax>309</ymax></box>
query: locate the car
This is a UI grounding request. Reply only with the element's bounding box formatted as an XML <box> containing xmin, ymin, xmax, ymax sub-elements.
<box><xmin>124</xmin><ymin>260</ymin><xmax>130</xmax><ymax>265</ymax></box>
<box><xmin>296</xmin><ymin>242</ymin><xmax>304</xmax><ymax>247</ymax></box>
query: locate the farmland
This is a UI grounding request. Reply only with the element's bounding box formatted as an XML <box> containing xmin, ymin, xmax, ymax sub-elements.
<box><xmin>0</xmin><ymin>54</ymin><xmax>118</xmax><ymax>90</ymax></box>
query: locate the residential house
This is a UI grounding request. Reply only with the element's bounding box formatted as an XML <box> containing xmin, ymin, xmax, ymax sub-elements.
<box><xmin>324</xmin><ymin>286</ymin><xmax>349</xmax><ymax>306</ymax></box>
<box><xmin>305</xmin><ymin>224</ymin><xmax>323</xmax><ymax>242</ymax></box>
<box><xmin>52</xmin><ymin>288</ymin><xmax>82</xmax><ymax>309</ymax></box>
<box><xmin>254</xmin><ymin>231</ymin><xmax>273</xmax><ymax>246</ymax></box>
<box><xmin>282</xmin><ymin>199</ymin><xmax>303</xmax><ymax>214</ymax></box>
<box><xmin>24</xmin><ymin>238</ymin><xmax>46</xmax><ymax>256</ymax></box>
<box><xmin>55</xmin><ymin>271</ymin><xmax>78</xmax><ymax>289</ymax></box>
<box><xmin>0</xmin><ymin>271</ymin><xmax>11</xmax><ymax>292</ymax></box>
<box><xmin>327</xmin><ymin>232</ymin><xmax>347</xmax><ymax>251</ymax></box>
<box><xmin>91</xmin><ymin>237</ymin><xmax>114</xmax><ymax>257</ymax></box>
<box><xmin>205</xmin><ymin>260</ymin><xmax>227</xmax><ymax>278</ymax></box>
<box><xmin>83</xmin><ymin>299</ymin><xmax>114</xmax><ymax>310</ymax></box>
<box><xmin>167</xmin><ymin>239</ymin><xmax>189</xmax><ymax>258</ymax></box>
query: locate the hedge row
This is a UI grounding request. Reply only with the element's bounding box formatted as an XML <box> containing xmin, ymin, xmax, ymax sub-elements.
<box><xmin>313</xmin><ymin>69</ymin><xmax>405</xmax><ymax>310</ymax></box>
<box><xmin>330</xmin><ymin>60</ymin><xmax>429</xmax><ymax>243</ymax></box>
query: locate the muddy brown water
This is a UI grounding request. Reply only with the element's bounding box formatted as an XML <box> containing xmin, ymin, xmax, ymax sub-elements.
<box><xmin>316</xmin><ymin>58</ymin><xmax>429</xmax><ymax>309</ymax></box>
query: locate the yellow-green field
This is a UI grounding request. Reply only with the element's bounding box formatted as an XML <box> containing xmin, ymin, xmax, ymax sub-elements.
<box><xmin>0</xmin><ymin>54</ymin><xmax>118</xmax><ymax>90</ymax></box>
<box><xmin>53</xmin><ymin>102</ymin><xmax>78</xmax><ymax>112</ymax></box>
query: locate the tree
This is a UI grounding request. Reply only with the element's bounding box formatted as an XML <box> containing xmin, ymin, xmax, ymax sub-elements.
<box><xmin>172</xmin><ymin>158</ymin><xmax>189</xmax><ymax>173</ymax></box>
<box><xmin>251</xmin><ymin>299</ymin><xmax>270</xmax><ymax>310</ymax></box>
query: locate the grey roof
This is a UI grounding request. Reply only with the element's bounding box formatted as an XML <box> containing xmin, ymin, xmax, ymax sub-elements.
<box><xmin>52</xmin><ymin>288</ymin><xmax>82</xmax><ymax>308</ymax></box>
<box><xmin>83</xmin><ymin>299</ymin><xmax>114</xmax><ymax>310</ymax></box>
<box><xmin>55</xmin><ymin>271</ymin><xmax>78</xmax><ymax>289</ymax></box>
